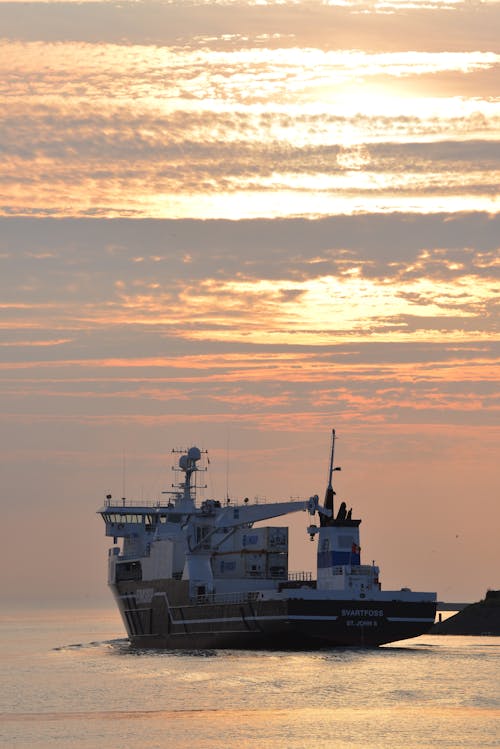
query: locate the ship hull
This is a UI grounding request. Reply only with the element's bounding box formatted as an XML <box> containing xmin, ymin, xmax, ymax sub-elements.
<box><xmin>113</xmin><ymin>580</ymin><xmax>436</xmax><ymax>650</ymax></box>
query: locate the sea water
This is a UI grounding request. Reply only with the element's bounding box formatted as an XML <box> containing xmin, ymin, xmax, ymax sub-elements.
<box><xmin>1</xmin><ymin>608</ymin><xmax>498</xmax><ymax>748</ymax></box>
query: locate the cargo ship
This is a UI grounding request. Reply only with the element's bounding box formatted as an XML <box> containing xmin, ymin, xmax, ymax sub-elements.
<box><xmin>99</xmin><ymin>431</ymin><xmax>436</xmax><ymax>648</ymax></box>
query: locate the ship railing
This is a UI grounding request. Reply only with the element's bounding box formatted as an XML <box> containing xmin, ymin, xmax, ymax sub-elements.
<box><xmin>350</xmin><ymin>565</ymin><xmax>376</xmax><ymax>576</ymax></box>
<box><xmin>102</xmin><ymin>498</ymin><xmax>174</xmax><ymax>509</ymax></box>
<box><xmin>288</xmin><ymin>571</ymin><xmax>313</xmax><ymax>582</ymax></box>
<box><xmin>191</xmin><ymin>591</ymin><xmax>261</xmax><ymax>606</ymax></box>
<box><xmin>102</xmin><ymin>495</ymin><xmax>307</xmax><ymax>509</ymax></box>
<box><xmin>328</xmin><ymin>565</ymin><xmax>376</xmax><ymax>576</ymax></box>
<box><xmin>114</xmin><ymin>547</ymin><xmax>150</xmax><ymax>561</ymax></box>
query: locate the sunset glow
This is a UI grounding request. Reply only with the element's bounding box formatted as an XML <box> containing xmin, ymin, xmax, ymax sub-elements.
<box><xmin>0</xmin><ymin>0</ymin><xmax>499</xmax><ymax>605</ymax></box>
<box><xmin>2</xmin><ymin>28</ymin><xmax>500</xmax><ymax>219</ymax></box>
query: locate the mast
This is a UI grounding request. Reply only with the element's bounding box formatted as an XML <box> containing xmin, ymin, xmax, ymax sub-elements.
<box><xmin>168</xmin><ymin>446</ymin><xmax>207</xmax><ymax>509</ymax></box>
<box><xmin>321</xmin><ymin>429</ymin><xmax>338</xmax><ymax>526</ymax></box>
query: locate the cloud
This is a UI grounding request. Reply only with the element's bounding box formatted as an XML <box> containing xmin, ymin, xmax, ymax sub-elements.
<box><xmin>0</xmin><ymin>216</ymin><xmax>498</xmax><ymax>433</ymax></box>
<box><xmin>1</xmin><ymin>13</ymin><xmax>500</xmax><ymax>218</ymax></box>
<box><xmin>2</xmin><ymin>214</ymin><xmax>498</xmax><ymax>285</ymax></box>
<box><xmin>1</xmin><ymin>1</ymin><xmax>500</xmax><ymax>53</ymax></box>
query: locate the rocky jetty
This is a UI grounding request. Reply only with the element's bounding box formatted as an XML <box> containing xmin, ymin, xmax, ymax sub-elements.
<box><xmin>431</xmin><ymin>589</ymin><xmax>500</xmax><ymax>635</ymax></box>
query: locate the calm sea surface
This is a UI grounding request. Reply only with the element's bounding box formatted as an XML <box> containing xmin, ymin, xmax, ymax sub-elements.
<box><xmin>1</xmin><ymin>608</ymin><xmax>498</xmax><ymax>748</ymax></box>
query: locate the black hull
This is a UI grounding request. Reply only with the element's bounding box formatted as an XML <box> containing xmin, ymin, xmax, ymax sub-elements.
<box><xmin>113</xmin><ymin>581</ymin><xmax>436</xmax><ymax>650</ymax></box>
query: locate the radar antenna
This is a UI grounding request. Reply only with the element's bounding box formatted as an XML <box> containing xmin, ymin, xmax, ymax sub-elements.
<box><xmin>163</xmin><ymin>446</ymin><xmax>208</xmax><ymax>506</ymax></box>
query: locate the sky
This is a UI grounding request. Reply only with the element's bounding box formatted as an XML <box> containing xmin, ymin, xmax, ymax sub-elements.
<box><xmin>0</xmin><ymin>0</ymin><xmax>499</xmax><ymax>608</ymax></box>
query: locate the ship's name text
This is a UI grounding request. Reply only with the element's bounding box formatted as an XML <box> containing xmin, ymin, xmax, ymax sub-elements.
<box><xmin>341</xmin><ymin>609</ymin><xmax>384</xmax><ymax>617</ymax></box>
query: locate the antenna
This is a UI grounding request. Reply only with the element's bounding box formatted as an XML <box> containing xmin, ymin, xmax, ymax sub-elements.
<box><xmin>322</xmin><ymin>429</ymin><xmax>341</xmax><ymax>524</ymax></box>
<box><xmin>328</xmin><ymin>430</ymin><xmax>335</xmax><ymax>486</ymax></box>
<box><xmin>121</xmin><ymin>449</ymin><xmax>126</xmax><ymax>502</ymax></box>
<box><xmin>225</xmin><ymin>428</ymin><xmax>230</xmax><ymax>502</ymax></box>
<box><xmin>324</xmin><ymin>430</ymin><xmax>335</xmax><ymax>512</ymax></box>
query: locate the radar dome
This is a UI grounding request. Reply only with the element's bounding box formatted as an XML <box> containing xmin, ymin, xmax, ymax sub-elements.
<box><xmin>179</xmin><ymin>455</ymin><xmax>188</xmax><ymax>470</ymax></box>
<box><xmin>187</xmin><ymin>446</ymin><xmax>201</xmax><ymax>462</ymax></box>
